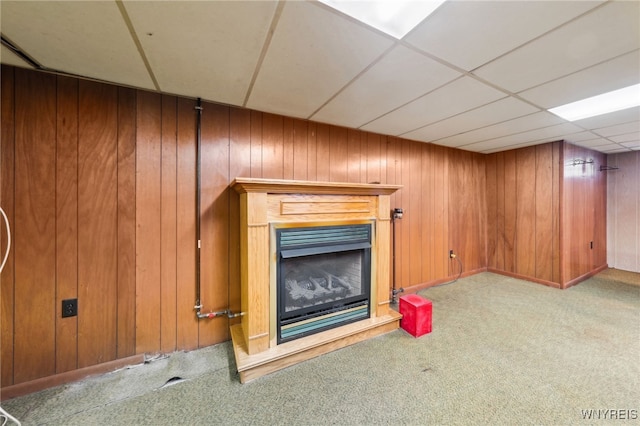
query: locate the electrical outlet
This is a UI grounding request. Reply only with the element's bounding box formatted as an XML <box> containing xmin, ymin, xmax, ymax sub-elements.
<box><xmin>62</xmin><ymin>299</ymin><xmax>78</xmax><ymax>318</ymax></box>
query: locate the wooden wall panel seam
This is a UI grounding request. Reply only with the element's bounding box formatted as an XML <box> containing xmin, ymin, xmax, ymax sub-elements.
<box><xmin>160</xmin><ymin>95</ymin><xmax>178</xmax><ymax>353</ymax></box>
<box><xmin>175</xmin><ymin>97</ymin><xmax>198</xmax><ymax>350</ymax></box>
<box><xmin>1</xmin><ymin>65</ymin><xmax>16</xmax><ymax>386</ymax></box>
<box><xmin>14</xmin><ymin>68</ymin><xmax>57</xmax><ymax>383</ymax></box>
<box><xmin>135</xmin><ymin>90</ymin><xmax>162</xmax><ymax>354</ymax></box>
<box><xmin>116</xmin><ymin>87</ymin><xmax>137</xmax><ymax>359</ymax></box>
<box><xmin>534</xmin><ymin>150</ymin><xmax>538</xmax><ymax>278</ymax></box>
<box><xmin>198</xmin><ymin>102</ymin><xmax>230</xmax><ymax>347</ymax></box>
<box><xmin>77</xmin><ymin>80</ymin><xmax>119</xmax><ymax>368</ymax></box>
<box><xmin>55</xmin><ymin>75</ymin><xmax>80</xmax><ymax>374</ymax></box>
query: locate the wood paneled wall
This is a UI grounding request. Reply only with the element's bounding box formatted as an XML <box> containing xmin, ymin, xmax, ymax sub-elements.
<box><xmin>562</xmin><ymin>143</ymin><xmax>607</xmax><ymax>286</ymax></box>
<box><xmin>1</xmin><ymin>66</ymin><xmax>485</xmax><ymax>388</ymax></box>
<box><xmin>486</xmin><ymin>143</ymin><xmax>561</xmax><ymax>286</ymax></box>
<box><xmin>0</xmin><ymin>66</ymin><xmax>609</xmax><ymax>389</ymax></box>
<box><xmin>486</xmin><ymin>142</ymin><xmax>607</xmax><ymax>288</ymax></box>
<box><xmin>448</xmin><ymin>149</ymin><xmax>487</xmax><ymax>275</ymax></box>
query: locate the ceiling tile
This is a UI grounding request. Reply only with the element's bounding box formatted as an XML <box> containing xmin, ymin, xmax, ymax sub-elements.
<box><xmin>0</xmin><ymin>45</ymin><xmax>33</xmax><ymax>68</ymax></box>
<box><xmin>361</xmin><ymin>76</ymin><xmax>505</xmax><ymax>136</ymax></box>
<box><xmin>591</xmin><ymin>121</ymin><xmax>640</xmax><ymax>138</ymax></box>
<box><xmin>311</xmin><ymin>45</ymin><xmax>460</xmax><ymax>128</ymax></box>
<box><xmin>463</xmin><ymin>122</ymin><xmax>583</xmax><ymax>152</ymax></box>
<box><xmin>246</xmin><ymin>1</ymin><xmax>394</xmax><ymax>119</ymax></box>
<box><xmin>436</xmin><ymin>111</ymin><xmax>564</xmax><ymax>147</ymax></box>
<box><xmin>609</xmin><ymin>132</ymin><xmax>640</xmax><ymax>143</ymax></box>
<box><xmin>572</xmin><ymin>107</ymin><xmax>640</xmax><ymax>131</ymax></box>
<box><xmin>473</xmin><ymin>1</ymin><xmax>640</xmax><ymax>93</ymax></box>
<box><xmin>590</xmin><ymin>144</ymin><xmax>631</xmax><ymax>153</ymax></box>
<box><xmin>405</xmin><ymin>0</ymin><xmax>602</xmax><ymax>71</ymax></box>
<box><xmin>480</xmin><ymin>139</ymin><xmax>563</xmax><ymax>154</ymax></box>
<box><xmin>572</xmin><ymin>137</ymin><xmax>613</xmax><ymax>147</ymax></box>
<box><xmin>575</xmin><ymin>107</ymin><xmax>640</xmax><ymax>132</ymax></box>
<box><xmin>402</xmin><ymin>96</ymin><xmax>539</xmax><ymax>143</ymax></box>
<box><xmin>1</xmin><ymin>1</ymin><xmax>155</xmax><ymax>90</ymax></box>
<box><xmin>518</xmin><ymin>50</ymin><xmax>640</xmax><ymax>108</ymax></box>
<box><xmin>605</xmin><ymin>148</ymin><xmax>634</xmax><ymax>153</ymax></box>
<box><xmin>621</xmin><ymin>141</ymin><xmax>640</xmax><ymax>149</ymax></box>
<box><xmin>124</xmin><ymin>1</ymin><xmax>277</xmax><ymax>106</ymax></box>
<box><xmin>563</xmin><ymin>131</ymin><xmax>603</xmax><ymax>143</ymax></box>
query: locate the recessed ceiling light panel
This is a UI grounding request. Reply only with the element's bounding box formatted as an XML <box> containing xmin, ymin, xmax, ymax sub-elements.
<box><xmin>319</xmin><ymin>0</ymin><xmax>446</xmax><ymax>39</ymax></box>
<box><xmin>549</xmin><ymin>84</ymin><xmax>640</xmax><ymax>122</ymax></box>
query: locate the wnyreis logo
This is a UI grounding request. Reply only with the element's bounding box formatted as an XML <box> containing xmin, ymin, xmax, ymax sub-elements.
<box><xmin>581</xmin><ymin>409</ymin><xmax>638</xmax><ymax>420</ymax></box>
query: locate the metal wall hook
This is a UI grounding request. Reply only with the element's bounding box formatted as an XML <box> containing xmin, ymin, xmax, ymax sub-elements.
<box><xmin>571</xmin><ymin>158</ymin><xmax>594</xmax><ymax>166</ymax></box>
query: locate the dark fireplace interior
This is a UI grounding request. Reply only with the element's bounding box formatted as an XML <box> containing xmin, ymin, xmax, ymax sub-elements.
<box><xmin>276</xmin><ymin>224</ymin><xmax>372</xmax><ymax>343</ymax></box>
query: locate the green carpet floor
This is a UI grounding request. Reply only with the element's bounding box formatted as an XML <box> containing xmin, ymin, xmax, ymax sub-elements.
<box><xmin>2</xmin><ymin>269</ymin><xmax>639</xmax><ymax>425</ymax></box>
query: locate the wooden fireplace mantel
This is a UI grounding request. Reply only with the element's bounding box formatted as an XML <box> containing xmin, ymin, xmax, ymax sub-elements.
<box><xmin>230</xmin><ymin>177</ymin><xmax>402</xmax><ymax>382</ymax></box>
<box><xmin>232</xmin><ymin>177</ymin><xmax>402</xmax><ymax>196</ymax></box>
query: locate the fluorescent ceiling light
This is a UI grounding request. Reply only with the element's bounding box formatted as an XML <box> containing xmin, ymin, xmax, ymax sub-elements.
<box><xmin>549</xmin><ymin>84</ymin><xmax>640</xmax><ymax>121</ymax></box>
<box><xmin>319</xmin><ymin>0</ymin><xmax>446</xmax><ymax>39</ymax></box>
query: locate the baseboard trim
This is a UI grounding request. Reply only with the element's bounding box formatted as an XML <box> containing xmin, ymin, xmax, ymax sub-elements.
<box><xmin>400</xmin><ymin>267</ymin><xmax>488</xmax><ymax>294</ymax></box>
<box><xmin>562</xmin><ymin>263</ymin><xmax>609</xmax><ymax>289</ymax></box>
<box><xmin>1</xmin><ymin>354</ymin><xmax>145</xmax><ymax>401</ymax></box>
<box><xmin>486</xmin><ymin>269</ymin><xmax>562</xmax><ymax>289</ymax></box>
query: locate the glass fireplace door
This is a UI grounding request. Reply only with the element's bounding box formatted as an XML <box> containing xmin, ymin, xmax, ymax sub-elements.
<box><xmin>276</xmin><ymin>224</ymin><xmax>372</xmax><ymax>343</ymax></box>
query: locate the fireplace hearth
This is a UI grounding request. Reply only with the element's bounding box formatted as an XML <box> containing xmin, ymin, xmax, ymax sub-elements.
<box><xmin>230</xmin><ymin>178</ymin><xmax>402</xmax><ymax>383</ymax></box>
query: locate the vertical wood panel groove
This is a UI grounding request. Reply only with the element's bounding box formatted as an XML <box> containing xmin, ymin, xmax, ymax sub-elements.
<box><xmin>250</xmin><ymin>111</ymin><xmax>263</xmax><ymax>178</ymax></box>
<box><xmin>316</xmin><ymin>124</ymin><xmax>330</xmax><ymax>182</ymax></box>
<box><xmin>176</xmin><ymin>98</ymin><xmax>198</xmax><ymax>350</ymax></box>
<box><xmin>495</xmin><ymin>152</ymin><xmax>505</xmax><ymax>271</ymax></box>
<box><xmin>485</xmin><ymin>154</ymin><xmax>497</xmax><ymax>269</ymax></box>
<box><xmin>117</xmin><ymin>87</ymin><xmax>136</xmax><ymax>358</ymax></box>
<box><xmin>535</xmin><ymin>144</ymin><xmax>553</xmax><ymax>282</ymax></box>
<box><xmin>329</xmin><ymin>126</ymin><xmax>347</xmax><ymax>182</ymax></box>
<box><xmin>135</xmin><ymin>90</ymin><xmax>162</xmax><ymax>354</ymax></box>
<box><xmin>160</xmin><ymin>95</ymin><xmax>178</xmax><ymax>353</ymax></box>
<box><xmin>283</xmin><ymin>117</ymin><xmax>294</xmax><ymax>180</ymax></box>
<box><xmin>229</xmin><ymin>107</ymin><xmax>252</xmax><ymax>324</ymax></box>
<box><xmin>56</xmin><ymin>75</ymin><xmax>79</xmax><ymax>373</ymax></box>
<box><xmin>307</xmin><ymin>122</ymin><xmax>317</xmax><ymax>181</ymax></box>
<box><xmin>409</xmin><ymin>142</ymin><xmax>421</xmax><ymax>284</ymax></box>
<box><xmin>553</xmin><ymin>142</ymin><xmax>561</xmax><ymax>283</ymax></box>
<box><xmin>199</xmin><ymin>102</ymin><xmax>230</xmax><ymax>346</ymax></box>
<box><xmin>1</xmin><ymin>65</ymin><xmax>16</xmax><ymax>386</ymax></box>
<box><xmin>14</xmin><ymin>68</ymin><xmax>57</xmax><ymax>383</ymax></box>
<box><xmin>78</xmin><ymin>80</ymin><xmax>119</xmax><ymax>368</ymax></box>
<box><xmin>515</xmin><ymin>147</ymin><xmax>535</xmax><ymax>277</ymax></box>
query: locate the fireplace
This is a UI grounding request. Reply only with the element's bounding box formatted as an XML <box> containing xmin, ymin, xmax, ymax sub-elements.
<box><xmin>276</xmin><ymin>223</ymin><xmax>372</xmax><ymax>343</ymax></box>
<box><xmin>230</xmin><ymin>178</ymin><xmax>401</xmax><ymax>383</ymax></box>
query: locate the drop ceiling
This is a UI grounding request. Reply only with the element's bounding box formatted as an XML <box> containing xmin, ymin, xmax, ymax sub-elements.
<box><xmin>1</xmin><ymin>0</ymin><xmax>638</xmax><ymax>154</ymax></box>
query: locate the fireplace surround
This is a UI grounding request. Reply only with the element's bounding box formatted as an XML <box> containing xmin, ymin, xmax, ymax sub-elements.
<box><xmin>230</xmin><ymin>178</ymin><xmax>401</xmax><ymax>383</ymax></box>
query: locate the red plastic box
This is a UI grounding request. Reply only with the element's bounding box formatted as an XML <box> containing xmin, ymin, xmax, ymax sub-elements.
<box><xmin>399</xmin><ymin>294</ymin><xmax>432</xmax><ymax>337</ymax></box>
